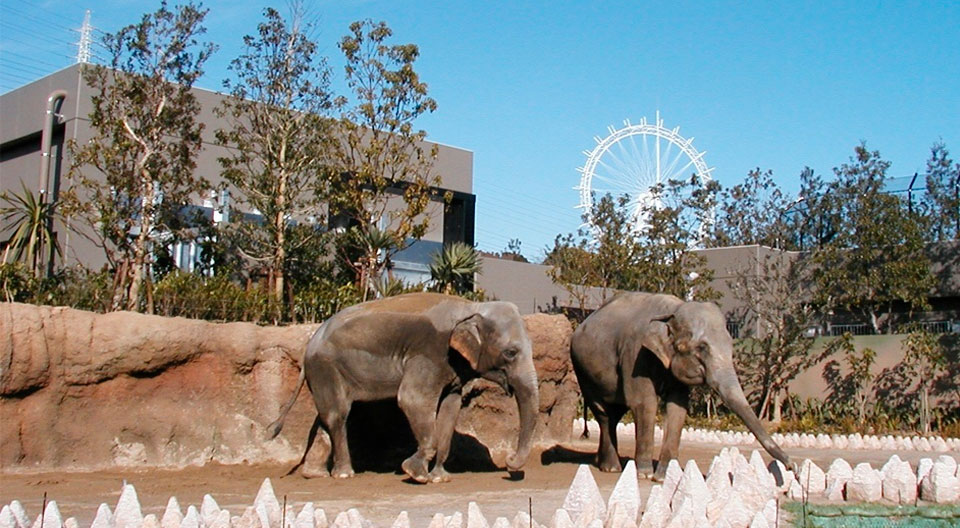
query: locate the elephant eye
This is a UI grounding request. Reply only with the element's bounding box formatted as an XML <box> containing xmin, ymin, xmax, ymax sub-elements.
<box><xmin>696</xmin><ymin>343</ymin><xmax>709</xmax><ymax>355</ymax></box>
<box><xmin>502</xmin><ymin>347</ymin><xmax>519</xmax><ymax>361</ymax></box>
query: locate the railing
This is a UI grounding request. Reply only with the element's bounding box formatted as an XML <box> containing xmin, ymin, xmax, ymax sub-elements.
<box><xmin>828</xmin><ymin>323</ymin><xmax>875</xmax><ymax>336</ymax></box>
<box><xmin>726</xmin><ymin>321</ymin><xmax>741</xmax><ymax>339</ymax></box>
<box><xmin>898</xmin><ymin>320</ymin><xmax>956</xmax><ymax>334</ymax></box>
<box><xmin>828</xmin><ymin>320</ymin><xmax>958</xmax><ymax>336</ymax></box>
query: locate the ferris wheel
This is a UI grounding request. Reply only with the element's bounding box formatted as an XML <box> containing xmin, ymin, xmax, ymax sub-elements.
<box><xmin>576</xmin><ymin>112</ymin><xmax>714</xmax><ymax>232</ymax></box>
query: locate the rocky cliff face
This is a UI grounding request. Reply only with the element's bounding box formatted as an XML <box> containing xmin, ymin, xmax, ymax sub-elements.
<box><xmin>0</xmin><ymin>303</ymin><xmax>577</xmax><ymax>473</ymax></box>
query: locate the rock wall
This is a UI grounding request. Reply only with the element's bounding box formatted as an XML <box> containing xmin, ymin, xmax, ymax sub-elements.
<box><xmin>0</xmin><ymin>303</ymin><xmax>577</xmax><ymax>472</ymax></box>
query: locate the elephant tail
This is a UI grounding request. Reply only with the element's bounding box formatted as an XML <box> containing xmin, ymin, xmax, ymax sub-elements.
<box><xmin>266</xmin><ymin>365</ymin><xmax>306</xmax><ymax>440</ymax></box>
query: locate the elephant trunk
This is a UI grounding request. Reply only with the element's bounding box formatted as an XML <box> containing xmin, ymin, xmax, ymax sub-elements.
<box><xmin>711</xmin><ymin>369</ymin><xmax>791</xmax><ymax>467</ymax></box>
<box><xmin>505</xmin><ymin>360</ymin><xmax>539</xmax><ymax>472</ymax></box>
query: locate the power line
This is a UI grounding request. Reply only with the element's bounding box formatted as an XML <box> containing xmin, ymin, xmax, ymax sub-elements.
<box><xmin>1</xmin><ymin>9</ymin><xmax>78</xmax><ymax>39</ymax></box>
<box><xmin>479</xmin><ymin>178</ymin><xmax>583</xmax><ymax>221</ymax></box>
<box><xmin>0</xmin><ymin>1</ymin><xmax>83</xmax><ymax>34</ymax></box>
<box><xmin>0</xmin><ymin>71</ymin><xmax>35</xmax><ymax>85</ymax></box>
<box><xmin>1</xmin><ymin>53</ymin><xmax>70</xmax><ymax>72</ymax></box>
<box><xmin>476</xmin><ymin>189</ymin><xmax>581</xmax><ymax>229</ymax></box>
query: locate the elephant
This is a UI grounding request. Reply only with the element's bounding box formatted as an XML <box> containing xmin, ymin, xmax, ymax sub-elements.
<box><xmin>267</xmin><ymin>292</ymin><xmax>540</xmax><ymax>483</ymax></box>
<box><xmin>570</xmin><ymin>292</ymin><xmax>791</xmax><ymax>481</ymax></box>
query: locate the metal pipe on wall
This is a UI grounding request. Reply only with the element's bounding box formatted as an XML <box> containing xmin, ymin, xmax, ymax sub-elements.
<box><xmin>38</xmin><ymin>90</ymin><xmax>68</xmax><ymax>196</ymax></box>
<box><xmin>37</xmin><ymin>90</ymin><xmax>68</xmax><ymax>277</ymax></box>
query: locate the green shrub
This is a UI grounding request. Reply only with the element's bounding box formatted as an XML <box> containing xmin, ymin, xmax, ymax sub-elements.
<box><xmin>153</xmin><ymin>271</ymin><xmax>273</xmax><ymax>322</ymax></box>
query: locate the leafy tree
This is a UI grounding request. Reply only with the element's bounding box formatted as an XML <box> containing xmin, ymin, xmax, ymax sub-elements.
<box><xmin>810</xmin><ymin>144</ymin><xmax>933</xmax><ymax>333</ymax></box>
<box><xmin>429</xmin><ymin>241</ymin><xmax>481</xmax><ymax>295</ymax></box>
<box><xmin>729</xmin><ymin>251</ymin><xmax>829</xmax><ymax>422</ymax></box>
<box><xmin>329</xmin><ymin>19</ymin><xmax>442</xmax><ymax>296</ymax></box>
<box><xmin>547</xmin><ymin>182</ymin><xmax>718</xmax><ymax>321</ymax></box>
<box><xmin>544</xmin><ymin>232</ymin><xmax>601</xmax><ymax>323</ymax></box>
<box><xmin>638</xmin><ymin>176</ymin><xmax>719</xmax><ymax>300</ymax></box>
<box><xmin>923</xmin><ymin>142</ymin><xmax>960</xmax><ymax>242</ymax></box>
<box><xmin>785</xmin><ymin>167</ymin><xmax>840</xmax><ymax>251</ymax></box>
<box><xmin>545</xmin><ymin>194</ymin><xmax>646</xmax><ymax>309</ymax></box>
<box><xmin>1</xmin><ymin>182</ymin><xmax>61</xmax><ymax>277</ymax></box>
<box><xmin>710</xmin><ymin>168</ymin><xmax>792</xmax><ymax>248</ymax></box>
<box><xmin>65</xmin><ymin>1</ymin><xmax>216</xmax><ymax>311</ymax></box>
<box><xmin>500</xmin><ymin>238</ymin><xmax>528</xmax><ymax>262</ymax></box>
<box><xmin>215</xmin><ymin>5</ymin><xmax>337</xmax><ymax>306</ymax></box>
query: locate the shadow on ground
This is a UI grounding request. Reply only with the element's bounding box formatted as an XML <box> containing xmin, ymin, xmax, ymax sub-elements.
<box><xmin>344</xmin><ymin>399</ymin><xmax>500</xmax><ymax>474</ymax></box>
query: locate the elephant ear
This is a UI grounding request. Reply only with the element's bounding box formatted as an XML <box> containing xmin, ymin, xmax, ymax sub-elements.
<box><xmin>642</xmin><ymin>315</ymin><xmax>674</xmax><ymax>369</ymax></box>
<box><xmin>450</xmin><ymin>314</ymin><xmax>483</xmax><ymax>370</ymax></box>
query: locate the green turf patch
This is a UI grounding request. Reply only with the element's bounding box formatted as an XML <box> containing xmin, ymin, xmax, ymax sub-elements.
<box><xmin>782</xmin><ymin>502</ymin><xmax>960</xmax><ymax>527</ymax></box>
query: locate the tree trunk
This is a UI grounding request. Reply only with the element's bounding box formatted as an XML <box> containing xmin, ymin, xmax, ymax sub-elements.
<box><xmin>772</xmin><ymin>390</ymin><xmax>782</xmax><ymax>424</ymax></box>
<box><xmin>111</xmin><ymin>259</ymin><xmax>129</xmax><ymax>311</ymax></box>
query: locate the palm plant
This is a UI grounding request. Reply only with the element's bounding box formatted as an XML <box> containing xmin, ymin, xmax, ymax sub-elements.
<box><xmin>372</xmin><ymin>275</ymin><xmax>409</xmax><ymax>298</ymax></box>
<box><xmin>430</xmin><ymin>242</ymin><xmax>481</xmax><ymax>295</ymax></box>
<box><xmin>1</xmin><ymin>182</ymin><xmax>61</xmax><ymax>277</ymax></box>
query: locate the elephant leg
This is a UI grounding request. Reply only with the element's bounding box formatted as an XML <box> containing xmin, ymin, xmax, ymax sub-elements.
<box><xmin>654</xmin><ymin>385</ymin><xmax>689</xmax><ymax>482</ymax></box>
<box><xmin>305</xmin><ymin>364</ymin><xmax>354</xmax><ymax>479</ymax></box>
<box><xmin>628</xmin><ymin>379</ymin><xmax>658</xmax><ymax>479</ymax></box>
<box><xmin>312</xmin><ymin>401</ymin><xmax>353</xmax><ymax>478</ymax></box>
<box><xmin>592</xmin><ymin>401</ymin><xmax>626</xmax><ymax>472</ymax></box>
<box><xmin>397</xmin><ymin>362</ymin><xmax>444</xmax><ymax>483</ymax></box>
<box><xmin>428</xmin><ymin>391</ymin><xmax>461</xmax><ymax>483</ymax></box>
<box><xmin>296</xmin><ymin>415</ymin><xmax>332</xmax><ymax>478</ymax></box>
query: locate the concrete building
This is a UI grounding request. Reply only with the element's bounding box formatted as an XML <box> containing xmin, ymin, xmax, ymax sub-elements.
<box><xmin>1</xmin><ymin>64</ymin><xmax>476</xmax><ymax>283</ymax></box>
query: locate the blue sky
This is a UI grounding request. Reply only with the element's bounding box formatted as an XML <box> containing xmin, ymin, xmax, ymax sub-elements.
<box><xmin>2</xmin><ymin>1</ymin><xmax>958</xmax><ymax>260</ymax></box>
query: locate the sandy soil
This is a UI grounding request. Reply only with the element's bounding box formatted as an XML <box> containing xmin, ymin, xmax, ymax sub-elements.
<box><xmin>0</xmin><ymin>437</ymin><xmax>945</xmax><ymax>528</ymax></box>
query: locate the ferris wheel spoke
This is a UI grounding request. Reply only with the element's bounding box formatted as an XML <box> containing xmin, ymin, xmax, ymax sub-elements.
<box><xmin>593</xmin><ymin>173</ymin><xmax>638</xmax><ymax>195</ymax></box>
<box><xmin>604</xmin><ymin>142</ymin><xmax>644</xmax><ymax>187</ymax></box>
<box><xmin>670</xmin><ymin>154</ymin><xmax>701</xmax><ymax>182</ymax></box>
<box><xmin>627</xmin><ymin>132</ymin><xmax>658</xmax><ymax>190</ymax></box>
<box><xmin>659</xmin><ymin>139</ymin><xmax>680</xmax><ymax>180</ymax></box>
<box><xmin>613</xmin><ymin>133</ymin><xmax>644</xmax><ymax>181</ymax></box>
<box><xmin>596</xmin><ymin>154</ymin><xmax>641</xmax><ymax>191</ymax></box>
<box><xmin>660</xmin><ymin>144</ymin><xmax>690</xmax><ymax>182</ymax></box>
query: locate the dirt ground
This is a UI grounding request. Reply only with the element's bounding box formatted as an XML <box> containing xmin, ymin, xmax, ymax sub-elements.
<box><xmin>0</xmin><ymin>437</ymin><xmax>948</xmax><ymax>528</ymax></box>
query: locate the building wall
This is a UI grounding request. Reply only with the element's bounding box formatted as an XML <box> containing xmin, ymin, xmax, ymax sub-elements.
<box><xmin>1</xmin><ymin>64</ymin><xmax>474</xmax><ymax>273</ymax></box>
<box><xmin>476</xmin><ymin>257</ymin><xmax>566</xmax><ymax>314</ymax></box>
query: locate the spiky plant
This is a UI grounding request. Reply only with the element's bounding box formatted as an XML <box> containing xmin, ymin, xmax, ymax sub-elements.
<box><xmin>1</xmin><ymin>182</ymin><xmax>61</xmax><ymax>277</ymax></box>
<box><xmin>429</xmin><ymin>242</ymin><xmax>481</xmax><ymax>295</ymax></box>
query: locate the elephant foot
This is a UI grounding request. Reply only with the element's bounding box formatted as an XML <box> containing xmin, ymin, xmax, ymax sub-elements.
<box><xmin>428</xmin><ymin>465</ymin><xmax>451</xmax><ymax>483</ymax></box>
<box><xmin>652</xmin><ymin>461</ymin><xmax>669</xmax><ymax>483</ymax></box>
<box><xmin>597</xmin><ymin>454</ymin><xmax>622</xmax><ymax>473</ymax></box>
<box><xmin>300</xmin><ymin>466</ymin><xmax>330</xmax><ymax>479</ymax></box>
<box><xmin>402</xmin><ymin>455</ymin><xmax>430</xmax><ymax>483</ymax></box>
<box><xmin>331</xmin><ymin>465</ymin><xmax>355</xmax><ymax>479</ymax></box>
<box><xmin>636</xmin><ymin>460</ymin><xmax>655</xmax><ymax>479</ymax></box>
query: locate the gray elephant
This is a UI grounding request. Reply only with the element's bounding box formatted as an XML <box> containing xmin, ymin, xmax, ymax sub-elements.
<box><xmin>268</xmin><ymin>292</ymin><xmax>540</xmax><ymax>483</ymax></box>
<box><xmin>570</xmin><ymin>292</ymin><xmax>791</xmax><ymax>480</ymax></box>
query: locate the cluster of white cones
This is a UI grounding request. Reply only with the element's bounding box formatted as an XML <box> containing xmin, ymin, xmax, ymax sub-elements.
<box><xmin>2</xmin><ymin>451</ymin><xmax>957</xmax><ymax>528</ymax></box>
<box><xmin>573</xmin><ymin>419</ymin><xmax>960</xmax><ymax>453</ymax></box>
